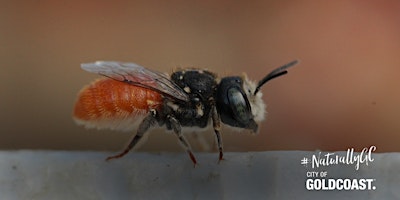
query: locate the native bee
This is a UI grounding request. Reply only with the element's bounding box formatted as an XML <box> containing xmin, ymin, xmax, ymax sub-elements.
<box><xmin>73</xmin><ymin>60</ymin><xmax>298</xmax><ymax>165</ymax></box>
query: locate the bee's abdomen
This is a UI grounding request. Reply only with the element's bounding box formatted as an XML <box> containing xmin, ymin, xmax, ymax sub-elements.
<box><xmin>73</xmin><ymin>78</ymin><xmax>162</xmax><ymax>131</ymax></box>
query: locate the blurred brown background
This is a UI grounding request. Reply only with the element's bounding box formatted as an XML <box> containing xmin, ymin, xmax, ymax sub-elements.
<box><xmin>1</xmin><ymin>1</ymin><xmax>399</xmax><ymax>153</ymax></box>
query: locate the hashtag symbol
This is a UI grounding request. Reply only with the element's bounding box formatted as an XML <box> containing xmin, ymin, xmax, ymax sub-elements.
<box><xmin>301</xmin><ymin>157</ymin><xmax>309</xmax><ymax>167</ymax></box>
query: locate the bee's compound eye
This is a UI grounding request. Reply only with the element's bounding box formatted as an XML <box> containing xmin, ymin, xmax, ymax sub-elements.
<box><xmin>216</xmin><ymin>76</ymin><xmax>255</xmax><ymax>129</ymax></box>
<box><xmin>227</xmin><ymin>87</ymin><xmax>251</xmax><ymax>123</ymax></box>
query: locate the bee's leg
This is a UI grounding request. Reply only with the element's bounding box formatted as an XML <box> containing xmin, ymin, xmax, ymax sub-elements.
<box><xmin>212</xmin><ymin>106</ymin><xmax>224</xmax><ymax>163</ymax></box>
<box><xmin>167</xmin><ymin>115</ymin><xmax>197</xmax><ymax>166</ymax></box>
<box><xmin>106</xmin><ymin>110</ymin><xmax>157</xmax><ymax>161</ymax></box>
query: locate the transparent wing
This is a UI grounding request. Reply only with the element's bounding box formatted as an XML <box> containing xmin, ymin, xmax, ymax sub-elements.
<box><xmin>81</xmin><ymin>61</ymin><xmax>189</xmax><ymax>102</ymax></box>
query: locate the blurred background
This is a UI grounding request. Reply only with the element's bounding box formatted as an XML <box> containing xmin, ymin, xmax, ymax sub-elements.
<box><xmin>1</xmin><ymin>0</ymin><xmax>399</xmax><ymax>153</ymax></box>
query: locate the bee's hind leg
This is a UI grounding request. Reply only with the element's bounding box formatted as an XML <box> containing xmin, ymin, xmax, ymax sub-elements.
<box><xmin>106</xmin><ymin>110</ymin><xmax>157</xmax><ymax>161</ymax></box>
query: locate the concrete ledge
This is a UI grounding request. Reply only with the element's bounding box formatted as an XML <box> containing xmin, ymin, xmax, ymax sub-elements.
<box><xmin>0</xmin><ymin>150</ymin><xmax>398</xmax><ymax>199</ymax></box>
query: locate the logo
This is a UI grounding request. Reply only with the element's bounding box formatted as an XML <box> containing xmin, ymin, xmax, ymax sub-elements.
<box><xmin>301</xmin><ymin>146</ymin><xmax>377</xmax><ymax>191</ymax></box>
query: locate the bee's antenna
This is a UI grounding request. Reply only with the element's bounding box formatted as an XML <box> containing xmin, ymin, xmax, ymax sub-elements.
<box><xmin>254</xmin><ymin>60</ymin><xmax>299</xmax><ymax>95</ymax></box>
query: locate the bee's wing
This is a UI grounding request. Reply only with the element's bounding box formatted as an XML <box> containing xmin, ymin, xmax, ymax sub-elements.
<box><xmin>81</xmin><ymin>61</ymin><xmax>189</xmax><ymax>102</ymax></box>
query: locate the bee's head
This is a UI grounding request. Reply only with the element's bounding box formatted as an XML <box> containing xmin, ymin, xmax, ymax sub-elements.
<box><xmin>216</xmin><ymin>60</ymin><xmax>298</xmax><ymax>133</ymax></box>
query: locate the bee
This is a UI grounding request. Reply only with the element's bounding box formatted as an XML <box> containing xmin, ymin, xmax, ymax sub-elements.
<box><xmin>73</xmin><ymin>60</ymin><xmax>298</xmax><ymax>165</ymax></box>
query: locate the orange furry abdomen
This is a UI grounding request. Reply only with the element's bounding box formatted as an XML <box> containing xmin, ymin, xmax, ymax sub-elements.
<box><xmin>73</xmin><ymin>78</ymin><xmax>162</xmax><ymax>131</ymax></box>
